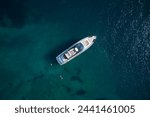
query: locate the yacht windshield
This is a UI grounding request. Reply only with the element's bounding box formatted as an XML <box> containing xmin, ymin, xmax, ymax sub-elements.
<box><xmin>74</xmin><ymin>43</ymin><xmax>84</xmax><ymax>52</ymax></box>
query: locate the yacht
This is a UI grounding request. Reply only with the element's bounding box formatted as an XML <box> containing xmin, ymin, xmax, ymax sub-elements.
<box><xmin>56</xmin><ymin>36</ymin><xmax>96</xmax><ymax>65</ymax></box>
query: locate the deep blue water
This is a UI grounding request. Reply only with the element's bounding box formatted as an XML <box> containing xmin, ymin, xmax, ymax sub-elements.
<box><xmin>0</xmin><ymin>0</ymin><xmax>150</xmax><ymax>99</ymax></box>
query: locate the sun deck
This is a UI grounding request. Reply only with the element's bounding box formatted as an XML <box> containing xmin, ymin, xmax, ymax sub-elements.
<box><xmin>81</xmin><ymin>40</ymin><xmax>90</xmax><ymax>47</ymax></box>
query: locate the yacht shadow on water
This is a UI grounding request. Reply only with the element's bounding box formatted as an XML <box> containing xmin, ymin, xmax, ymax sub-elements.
<box><xmin>44</xmin><ymin>38</ymin><xmax>79</xmax><ymax>66</ymax></box>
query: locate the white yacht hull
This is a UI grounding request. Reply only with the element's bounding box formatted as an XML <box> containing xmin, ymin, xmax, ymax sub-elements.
<box><xmin>56</xmin><ymin>36</ymin><xmax>96</xmax><ymax>65</ymax></box>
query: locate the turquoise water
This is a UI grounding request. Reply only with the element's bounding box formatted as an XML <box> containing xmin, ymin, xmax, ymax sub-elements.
<box><xmin>0</xmin><ymin>0</ymin><xmax>150</xmax><ymax>99</ymax></box>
